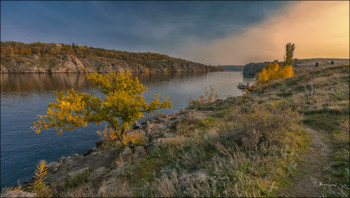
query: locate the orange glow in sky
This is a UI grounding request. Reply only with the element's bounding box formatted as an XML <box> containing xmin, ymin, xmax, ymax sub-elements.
<box><xmin>178</xmin><ymin>1</ymin><xmax>349</xmax><ymax>65</ymax></box>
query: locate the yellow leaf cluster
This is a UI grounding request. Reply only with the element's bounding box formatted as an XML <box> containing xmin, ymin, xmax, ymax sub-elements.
<box><xmin>257</xmin><ymin>63</ymin><xmax>294</xmax><ymax>84</ymax></box>
<box><xmin>32</xmin><ymin>89</ymin><xmax>89</xmax><ymax>135</ymax></box>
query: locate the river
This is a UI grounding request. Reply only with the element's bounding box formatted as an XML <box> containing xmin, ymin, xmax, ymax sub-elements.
<box><xmin>0</xmin><ymin>71</ymin><xmax>253</xmax><ymax>187</ymax></box>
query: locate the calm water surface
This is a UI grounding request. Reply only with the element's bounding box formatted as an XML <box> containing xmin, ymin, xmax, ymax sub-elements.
<box><xmin>1</xmin><ymin>71</ymin><xmax>253</xmax><ymax>187</ymax></box>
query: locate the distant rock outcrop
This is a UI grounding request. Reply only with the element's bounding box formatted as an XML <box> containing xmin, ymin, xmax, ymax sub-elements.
<box><xmin>219</xmin><ymin>65</ymin><xmax>244</xmax><ymax>71</ymax></box>
<box><xmin>243</xmin><ymin>62</ymin><xmax>270</xmax><ymax>78</ymax></box>
<box><xmin>0</xmin><ymin>55</ymin><xmax>211</xmax><ymax>74</ymax></box>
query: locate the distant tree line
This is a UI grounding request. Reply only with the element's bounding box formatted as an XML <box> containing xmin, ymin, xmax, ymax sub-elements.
<box><xmin>0</xmin><ymin>41</ymin><xmax>180</xmax><ymax>64</ymax></box>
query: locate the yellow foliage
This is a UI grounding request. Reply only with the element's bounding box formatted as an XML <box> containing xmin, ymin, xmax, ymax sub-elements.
<box><xmin>189</xmin><ymin>86</ymin><xmax>219</xmax><ymax>106</ymax></box>
<box><xmin>33</xmin><ymin>72</ymin><xmax>172</xmax><ymax>148</ymax></box>
<box><xmin>98</xmin><ymin>127</ymin><xmax>146</xmax><ymax>147</ymax></box>
<box><xmin>27</xmin><ymin>160</ymin><xmax>52</xmax><ymax>197</ymax></box>
<box><xmin>1</xmin><ymin>185</ymin><xmax>24</xmax><ymax>194</ymax></box>
<box><xmin>20</xmin><ymin>48</ymin><xmax>32</xmax><ymax>55</ymax></box>
<box><xmin>120</xmin><ymin>131</ymin><xmax>146</xmax><ymax>147</ymax></box>
<box><xmin>257</xmin><ymin>63</ymin><xmax>294</xmax><ymax>84</ymax></box>
<box><xmin>32</xmin><ymin>89</ymin><xmax>89</xmax><ymax>135</ymax></box>
<box><xmin>1</xmin><ymin>161</ymin><xmax>50</xmax><ymax>196</ymax></box>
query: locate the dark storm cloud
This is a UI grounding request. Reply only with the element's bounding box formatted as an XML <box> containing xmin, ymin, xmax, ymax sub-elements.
<box><xmin>1</xmin><ymin>1</ymin><xmax>285</xmax><ymax>54</ymax></box>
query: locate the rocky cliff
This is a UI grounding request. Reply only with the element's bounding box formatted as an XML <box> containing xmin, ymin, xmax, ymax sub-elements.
<box><xmin>0</xmin><ymin>41</ymin><xmax>217</xmax><ymax>73</ymax></box>
<box><xmin>0</xmin><ymin>54</ymin><xmax>212</xmax><ymax>74</ymax></box>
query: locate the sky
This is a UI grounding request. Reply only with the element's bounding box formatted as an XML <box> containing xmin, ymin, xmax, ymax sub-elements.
<box><xmin>1</xmin><ymin>1</ymin><xmax>349</xmax><ymax>65</ymax></box>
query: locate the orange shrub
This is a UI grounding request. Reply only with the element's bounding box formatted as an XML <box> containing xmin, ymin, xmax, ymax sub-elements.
<box><xmin>257</xmin><ymin>63</ymin><xmax>294</xmax><ymax>84</ymax></box>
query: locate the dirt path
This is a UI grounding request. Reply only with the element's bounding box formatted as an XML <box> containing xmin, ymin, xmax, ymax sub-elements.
<box><xmin>280</xmin><ymin>127</ymin><xmax>334</xmax><ymax>197</ymax></box>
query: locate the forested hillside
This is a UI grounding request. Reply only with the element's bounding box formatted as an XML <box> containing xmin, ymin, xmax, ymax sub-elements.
<box><xmin>0</xmin><ymin>41</ymin><xmax>222</xmax><ymax>73</ymax></box>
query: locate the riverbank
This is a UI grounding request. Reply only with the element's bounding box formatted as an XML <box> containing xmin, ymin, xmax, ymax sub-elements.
<box><xmin>3</xmin><ymin>64</ymin><xmax>349</xmax><ymax>197</ymax></box>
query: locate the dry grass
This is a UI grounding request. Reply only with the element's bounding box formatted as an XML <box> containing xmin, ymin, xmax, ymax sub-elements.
<box><xmin>97</xmin><ymin>179</ymin><xmax>130</xmax><ymax>197</ymax></box>
<box><xmin>9</xmin><ymin>64</ymin><xmax>347</xmax><ymax>197</ymax></box>
<box><xmin>62</xmin><ymin>183</ymin><xmax>96</xmax><ymax>197</ymax></box>
<box><xmin>149</xmin><ymin>101</ymin><xmax>309</xmax><ymax>197</ymax></box>
<box><xmin>252</xmin><ymin>64</ymin><xmax>349</xmax><ymax>197</ymax></box>
<box><xmin>175</xmin><ymin>114</ymin><xmax>199</xmax><ymax>136</ymax></box>
<box><xmin>152</xmin><ymin>171</ymin><xmax>216</xmax><ymax>197</ymax></box>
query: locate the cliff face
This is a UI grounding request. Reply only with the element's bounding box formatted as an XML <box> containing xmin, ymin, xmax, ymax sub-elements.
<box><xmin>0</xmin><ymin>54</ymin><xmax>210</xmax><ymax>73</ymax></box>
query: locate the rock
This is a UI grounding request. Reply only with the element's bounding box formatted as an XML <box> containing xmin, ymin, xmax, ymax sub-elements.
<box><xmin>132</xmin><ymin>121</ymin><xmax>141</xmax><ymax>129</ymax></box>
<box><xmin>1</xmin><ymin>47</ymin><xmax>212</xmax><ymax>74</ymax></box>
<box><xmin>83</xmin><ymin>147</ymin><xmax>97</xmax><ymax>156</ymax></box>
<box><xmin>0</xmin><ymin>64</ymin><xmax>8</xmax><ymax>73</ymax></box>
<box><xmin>47</xmin><ymin>161</ymin><xmax>61</xmax><ymax>169</ymax></box>
<box><xmin>134</xmin><ymin>146</ymin><xmax>146</xmax><ymax>159</ymax></box>
<box><xmin>97</xmin><ymin>178</ymin><xmax>116</xmax><ymax>195</ymax></box>
<box><xmin>87</xmin><ymin>166</ymin><xmax>108</xmax><ymax>181</ymax></box>
<box><xmin>95</xmin><ymin>140</ymin><xmax>104</xmax><ymax>148</ymax></box>
<box><xmin>47</xmin><ymin>162</ymin><xmax>61</xmax><ymax>173</ymax></box>
<box><xmin>72</xmin><ymin>153</ymin><xmax>80</xmax><ymax>158</ymax></box>
<box><xmin>2</xmin><ymin>191</ymin><xmax>37</xmax><ymax>198</ymax></box>
<box><xmin>90</xmin><ymin>150</ymin><xmax>103</xmax><ymax>157</ymax></box>
<box><xmin>110</xmin><ymin>165</ymin><xmax>127</xmax><ymax>176</ymax></box>
<box><xmin>59</xmin><ymin>156</ymin><xmax>66</xmax><ymax>163</ymax></box>
<box><xmin>59</xmin><ymin>55</ymin><xmax>85</xmax><ymax>72</ymax></box>
<box><xmin>68</xmin><ymin>167</ymin><xmax>90</xmax><ymax>178</ymax></box>
<box><xmin>145</xmin><ymin>120</ymin><xmax>151</xmax><ymax>134</ymax></box>
<box><xmin>37</xmin><ymin>68</ymin><xmax>46</xmax><ymax>73</ymax></box>
<box><xmin>30</xmin><ymin>54</ymin><xmax>39</xmax><ymax>60</ymax></box>
<box><xmin>96</xmin><ymin>139</ymin><xmax>116</xmax><ymax>150</ymax></box>
<box><xmin>119</xmin><ymin>147</ymin><xmax>133</xmax><ymax>163</ymax></box>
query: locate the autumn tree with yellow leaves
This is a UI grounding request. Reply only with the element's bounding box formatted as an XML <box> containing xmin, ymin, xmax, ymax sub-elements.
<box><xmin>257</xmin><ymin>43</ymin><xmax>295</xmax><ymax>84</ymax></box>
<box><xmin>257</xmin><ymin>62</ymin><xmax>294</xmax><ymax>84</ymax></box>
<box><xmin>32</xmin><ymin>72</ymin><xmax>172</xmax><ymax>148</ymax></box>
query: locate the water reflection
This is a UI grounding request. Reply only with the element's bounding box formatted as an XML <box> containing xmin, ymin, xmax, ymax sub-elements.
<box><xmin>1</xmin><ymin>71</ymin><xmax>250</xmax><ymax>188</ymax></box>
<box><xmin>0</xmin><ymin>72</ymin><xmax>208</xmax><ymax>94</ymax></box>
<box><xmin>243</xmin><ymin>77</ymin><xmax>256</xmax><ymax>84</ymax></box>
<box><xmin>1</xmin><ymin>73</ymin><xmax>90</xmax><ymax>93</ymax></box>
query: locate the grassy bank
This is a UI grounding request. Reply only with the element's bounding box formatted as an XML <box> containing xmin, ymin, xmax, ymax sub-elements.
<box><xmin>251</xmin><ymin>64</ymin><xmax>349</xmax><ymax>197</ymax></box>
<box><xmin>2</xmin><ymin>64</ymin><xmax>349</xmax><ymax>197</ymax></box>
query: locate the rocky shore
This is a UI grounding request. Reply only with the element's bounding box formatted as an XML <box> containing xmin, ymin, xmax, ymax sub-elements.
<box><xmin>29</xmin><ymin>108</ymin><xmax>210</xmax><ymax>196</ymax></box>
